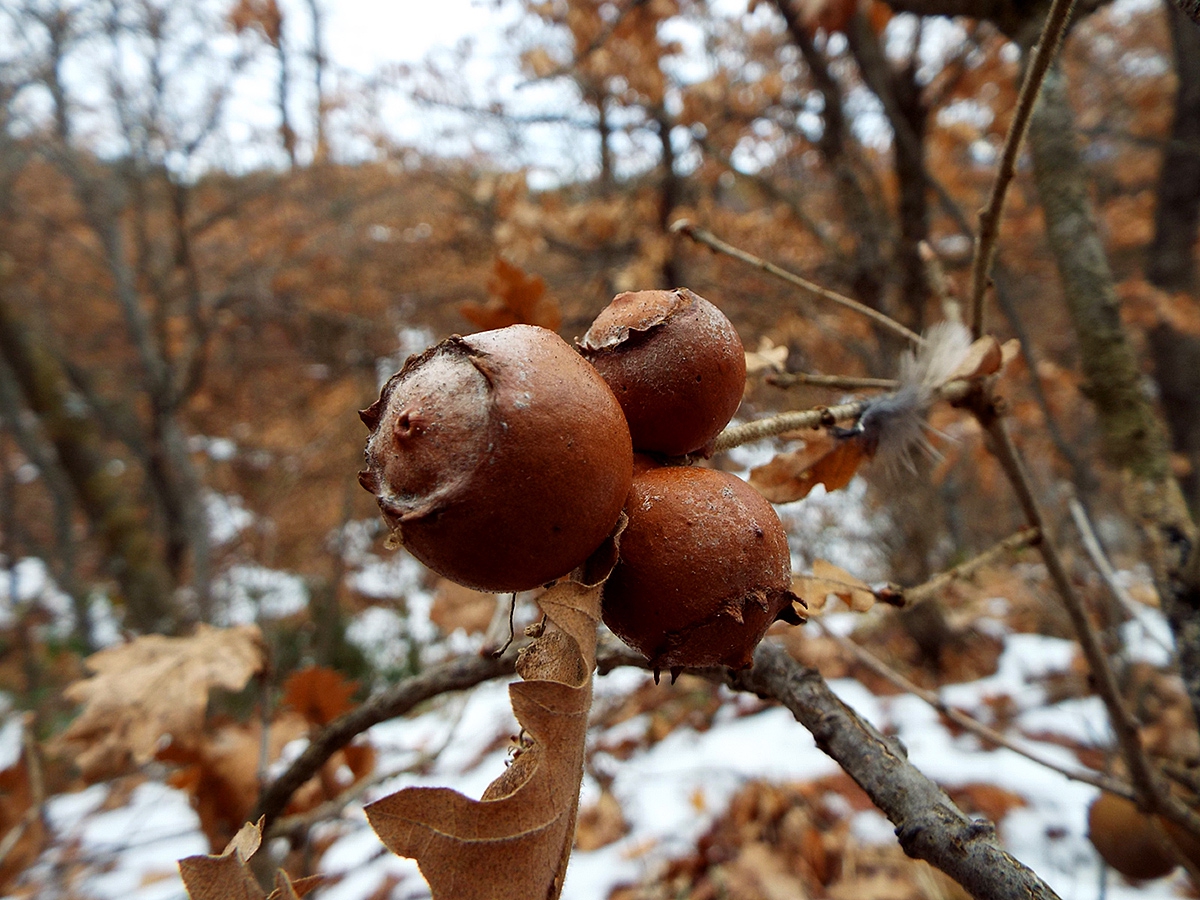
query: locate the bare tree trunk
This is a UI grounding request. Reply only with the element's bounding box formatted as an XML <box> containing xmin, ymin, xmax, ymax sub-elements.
<box><xmin>0</xmin><ymin>285</ymin><xmax>176</xmax><ymax>633</ymax></box>
<box><xmin>304</xmin><ymin>0</ymin><xmax>329</xmax><ymax>163</ymax></box>
<box><xmin>1144</xmin><ymin>2</ymin><xmax>1200</xmax><ymax>514</ymax></box>
<box><xmin>653</xmin><ymin>105</ymin><xmax>681</xmax><ymax>289</ymax></box>
<box><xmin>769</xmin><ymin>0</ymin><xmax>891</xmax><ymax>334</ymax></box>
<box><xmin>73</xmin><ymin>178</ymin><xmax>214</xmax><ymax>620</ymax></box>
<box><xmin>275</xmin><ymin>24</ymin><xmax>297</xmax><ymax>167</ymax></box>
<box><xmin>0</xmin><ymin>355</ymin><xmax>93</xmax><ymax>649</ymax></box>
<box><xmin>1168</xmin><ymin>0</ymin><xmax>1200</xmax><ymax>26</ymax></box>
<box><xmin>848</xmin><ymin>13</ymin><xmax>931</xmax><ymax>330</ymax></box>
<box><xmin>1147</xmin><ymin>0</ymin><xmax>1200</xmax><ymax>292</ymax></box>
<box><xmin>1027</xmin><ymin>62</ymin><xmax>1200</xmax><ymax>730</ymax></box>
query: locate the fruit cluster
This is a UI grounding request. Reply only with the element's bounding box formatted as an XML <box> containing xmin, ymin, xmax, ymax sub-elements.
<box><xmin>359</xmin><ymin>288</ymin><xmax>804</xmax><ymax>671</ymax></box>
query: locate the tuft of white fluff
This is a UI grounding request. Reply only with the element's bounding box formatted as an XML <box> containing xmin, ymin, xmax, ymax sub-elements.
<box><xmin>852</xmin><ymin>322</ymin><xmax>974</xmax><ymax>477</ymax></box>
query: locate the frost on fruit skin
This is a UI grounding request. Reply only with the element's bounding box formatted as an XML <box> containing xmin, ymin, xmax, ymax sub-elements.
<box><xmin>601</xmin><ymin>466</ymin><xmax>804</xmax><ymax>671</ymax></box>
<box><xmin>359</xmin><ymin>325</ymin><xmax>634</xmax><ymax>593</ymax></box>
<box><xmin>579</xmin><ymin>288</ymin><xmax>746</xmax><ymax>457</ymax></box>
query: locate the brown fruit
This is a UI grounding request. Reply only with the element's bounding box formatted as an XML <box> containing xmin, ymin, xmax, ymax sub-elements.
<box><xmin>579</xmin><ymin>288</ymin><xmax>746</xmax><ymax>457</ymax></box>
<box><xmin>358</xmin><ymin>324</ymin><xmax>633</xmax><ymax>592</ymax></box>
<box><xmin>1087</xmin><ymin>792</ymin><xmax>1177</xmax><ymax>880</ymax></box>
<box><xmin>601</xmin><ymin>466</ymin><xmax>804</xmax><ymax>672</ymax></box>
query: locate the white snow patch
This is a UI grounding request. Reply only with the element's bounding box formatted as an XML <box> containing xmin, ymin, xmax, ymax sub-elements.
<box><xmin>0</xmin><ymin>556</ymin><xmax>75</xmax><ymax>637</ymax></box>
<box><xmin>213</xmin><ymin>565</ymin><xmax>308</xmax><ymax>624</ymax></box>
<box><xmin>204</xmin><ymin>491</ymin><xmax>254</xmax><ymax>545</ymax></box>
<box><xmin>0</xmin><ymin>712</ymin><xmax>22</xmax><ymax>771</ymax></box>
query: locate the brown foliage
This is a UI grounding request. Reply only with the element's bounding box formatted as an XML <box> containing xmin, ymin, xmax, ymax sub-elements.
<box><xmin>750</xmin><ymin>433</ymin><xmax>866</xmax><ymax>503</ymax></box>
<box><xmin>459</xmin><ymin>257</ymin><xmax>563</xmax><ymax>332</ymax></box>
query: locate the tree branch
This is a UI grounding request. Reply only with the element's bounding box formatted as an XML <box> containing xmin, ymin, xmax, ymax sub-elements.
<box><xmin>722</xmin><ymin>642</ymin><xmax>1064</xmax><ymax>900</ymax></box>
<box><xmin>671</xmin><ymin>220</ymin><xmax>923</xmax><ymax>347</ymax></box>
<box><xmin>250</xmin><ymin>652</ymin><xmax>517</xmax><ymax>830</ymax></box>
<box><xmin>968</xmin><ymin>0</ymin><xmax>1077</xmax><ymax>338</ymax></box>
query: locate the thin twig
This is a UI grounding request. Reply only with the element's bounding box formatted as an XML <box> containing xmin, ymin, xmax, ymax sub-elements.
<box><xmin>1067</xmin><ymin>497</ymin><xmax>1146</xmax><ymax>619</ymax></box>
<box><xmin>711</xmin><ymin>400</ymin><xmax>869</xmax><ymax>454</ymax></box>
<box><xmin>712</xmin><ymin>377</ymin><xmax>979</xmax><ymax>456</ymax></box>
<box><xmin>968</xmin><ymin>0</ymin><xmax>1078</xmax><ymax>338</ymax></box>
<box><xmin>722</xmin><ymin>642</ymin><xmax>1063</xmax><ymax>899</ymax></box>
<box><xmin>904</xmin><ymin>527</ymin><xmax>1041</xmax><ymax>606</ymax></box>
<box><xmin>977</xmin><ymin>405</ymin><xmax>1200</xmax><ymax>841</ymax></box>
<box><xmin>671</xmin><ymin>219</ymin><xmax>924</xmax><ymax>347</ymax></box>
<box><xmin>251</xmin><ymin>651</ymin><xmax>518</xmax><ymax>831</ymax></box>
<box><xmin>767</xmin><ymin>372</ymin><xmax>898</xmax><ymax>391</ymax></box>
<box><xmin>814</xmin><ymin>621</ymin><xmax>1135</xmax><ymax>799</ymax></box>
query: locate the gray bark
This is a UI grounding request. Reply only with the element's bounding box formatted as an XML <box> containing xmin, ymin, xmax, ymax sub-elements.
<box><xmin>1147</xmin><ymin>0</ymin><xmax>1200</xmax><ymax>292</ymax></box>
<box><xmin>1028</xmin><ymin>63</ymin><xmax>1200</xmax><ymax>733</ymax></box>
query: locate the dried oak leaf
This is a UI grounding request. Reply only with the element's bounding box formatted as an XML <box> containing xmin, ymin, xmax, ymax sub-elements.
<box><xmin>749</xmin><ymin>432</ymin><xmax>866</xmax><ymax>503</ymax></box>
<box><xmin>61</xmin><ymin>624</ymin><xmax>266</xmax><ymax>780</ymax></box>
<box><xmin>365</xmin><ymin>578</ymin><xmax>600</xmax><ymax>900</ymax></box>
<box><xmin>793</xmin><ymin>560</ymin><xmax>876</xmax><ymax>613</ymax></box>
<box><xmin>179</xmin><ymin>818</ymin><xmax>322</xmax><ymax>900</ymax></box>
<box><xmin>460</xmin><ymin>257</ymin><xmax>563</xmax><ymax>333</ymax></box>
<box><xmin>745</xmin><ymin>336</ymin><xmax>788</xmax><ymax>375</ymax></box>
<box><xmin>281</xmin><ymin>665</ymin><xmax>358</xmax><ymax>727</ymax></box>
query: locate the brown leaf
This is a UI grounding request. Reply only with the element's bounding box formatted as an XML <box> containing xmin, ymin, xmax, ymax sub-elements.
<box><xmin>460</xmin><ymin>258</ymin><xmax>563</xmax><ymax>333</ymax></box>
<box><xmin>794</xmin><ymin>560</ymin><xmax>875</xmax><ymax>613</ymax></box>
<box><xmin>281</xmin><ymin>666</ymin><xmax>358</xmax><ymax>727</ymax></box>
<box><xmin>999</xmin><ymin>338</ymin><xmax>1020</xmax><ymax>370</ymax></box>
<box><xmin>178</xmin><ymin>819</ymin><xmax>266</xmax><ymax>900</ymax></box>
<box><xmin>161</xmin><ymin>712</ymin><xmax>309</xmax><ymax>850</ymax></box>
<box><xmin>943</xmin><ymin>336</ymin><xmax>1002</xmax><ymax>384</ymax></box>
<box><xmin>430</xmin><ymin>578</ymin><xmax>498</xmax><ymax>636</ymax></box>
<box><xmin>575</xmin><ymin>790</ymin><xmax>629</xmax><ymax>851</ymax></box>
<box><xmin>62</xmin><ymin>624</ymin><xmax>266</xmax><ymax>780</ymax></box>
<box><xmin>365</xmin><ymin>579</ymin><xmax>599</xmax><ymax>900</ymax></box>
<box><xmin>745</xmin><ymin>336</ymin><xmax>788</xmax><ymax>375</ymax></box>
<box><xmin>179</xmin><ymin>818</ymin><xmax>322</xmax><ymax>900</ymax></box>
<box><xmin>0</xmin><ymin>735</ymin><xmax>46</xmax><ymax>894</ymax></box>
<box><xmin>749</xmin><ymin>433</ymin><xmax>866</xmax><ymax>503</ymax></box>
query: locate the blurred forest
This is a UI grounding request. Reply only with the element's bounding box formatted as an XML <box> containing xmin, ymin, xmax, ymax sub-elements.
<box><xmin>2</xmin><ymin>0</ymin><xmax>1200</xmax><ymax>896</ymax></box>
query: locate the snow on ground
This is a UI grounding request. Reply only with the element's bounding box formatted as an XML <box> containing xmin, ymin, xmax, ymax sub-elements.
<box><xmin>0</xmin><ymin>454</ymin><xmax>1193</xmax><ymax>900</ymax></box>
<box><xmin>3</xmin><ymin>601</ymin><xmax>1193</xmax><ymax>900</ymax></box>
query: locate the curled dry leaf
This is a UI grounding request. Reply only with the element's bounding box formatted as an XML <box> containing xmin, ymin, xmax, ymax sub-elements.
<box><xmin>793</xmin><ymin>560</ymin><xmax>876</xmax><ymax>613</ymax></box>
<box><xmin>61</xmin><ymin>624</ymin><xmax>266</xmax><ymax>780</ymax></box>
<box><xmin>364</xmin><ymin>576</ymin><xmax>602</xmax><ymax>900</ymax></box>
<box><xmin>749</xmin><ymin>432</ymin><xmax>866</xmax><ymax>503</ymax></box>
<box><xmin>178</xmin><ymin>817</ymin><xmax>322</xmax><ymax>900</ymax></box>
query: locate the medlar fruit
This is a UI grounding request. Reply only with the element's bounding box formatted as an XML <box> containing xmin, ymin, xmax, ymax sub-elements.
<box><xmin>1087</xmin><ymin>792</ymin><xmax>1176</xmax><ymax>880</ymax></box>
<box><xmin>601</xmin><ymin>465</ymin><xmax>804</xmax><ymax>673</ymax></box>
<box><xmin>358</xmin><ymin>324</ymin><xmax>633</xmax><ymax>593</ymax></box>
<box><xmin>1088</xmin><ymin>791</ymin><xmax>1200</xmax><ymax>881</ymax></box>
<box><xmin>578</xmin><ymin>288</ymin><xmax>746</xmax><ymax>457</ymax></box>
